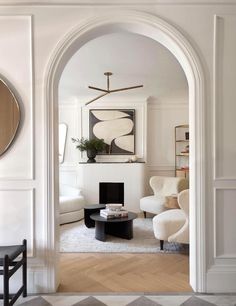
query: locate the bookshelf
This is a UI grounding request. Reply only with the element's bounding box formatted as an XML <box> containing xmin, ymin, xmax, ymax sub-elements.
<box><xmin>175</xmin><ymin>125</ymin><xmax>189</xmax><ymax>178</ymax></box>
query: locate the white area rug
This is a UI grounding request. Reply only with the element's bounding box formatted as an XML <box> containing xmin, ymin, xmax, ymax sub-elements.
<box><xmin>60</xmin><ymin>218</ymin><xmax>188</xmax><ymax>253</ymax></box>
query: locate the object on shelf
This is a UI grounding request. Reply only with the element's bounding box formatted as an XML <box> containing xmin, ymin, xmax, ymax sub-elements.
<box><xmin>175</xmin><ymin>125</ymin><xmax>189</xmax><ymax>178</ymax></box>
<box><xmin>131</xmin><ymin>155</ymin><xmax>138</xmax><ymax>162</ymax></box>
<box><xmin>181</xmin><ymin>145</ymin><xmax>189</xmax><ymax>154</ymax></box>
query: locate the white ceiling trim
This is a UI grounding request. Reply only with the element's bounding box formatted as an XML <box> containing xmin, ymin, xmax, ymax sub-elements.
<box><xmin>1</xmin><ymin>0</ymin><xmax>236</xmax><ymax>5</ymax></box>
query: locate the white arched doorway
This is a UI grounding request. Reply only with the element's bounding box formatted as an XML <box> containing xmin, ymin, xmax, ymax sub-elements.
<box><xmin>45</xmin><ymin>11</ymin><xmax>206</xmax><ymax>292</ymax></box>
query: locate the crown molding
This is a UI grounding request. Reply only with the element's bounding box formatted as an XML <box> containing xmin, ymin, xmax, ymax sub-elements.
<box><xmin>1</xmin><ymin>0</ymin><xmax>236</xmax><ymax>6</ymax></box>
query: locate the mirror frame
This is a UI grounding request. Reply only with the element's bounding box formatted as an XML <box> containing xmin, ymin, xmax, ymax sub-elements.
<box><xmin>0</xmin><ymin>78</ymin><xmax>20</xmax><ymax>157</ymax></box>
<box><xmin>59</xmin><ymin>123</ymin><xmax>68</xmax><ymax>164</ymax></box>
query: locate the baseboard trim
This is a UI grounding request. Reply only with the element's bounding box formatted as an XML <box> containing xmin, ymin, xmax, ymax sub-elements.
<box><xmin>207</xmin><ymin>265</ymin><xmax>236</xmax><ymax>292</ymax></box>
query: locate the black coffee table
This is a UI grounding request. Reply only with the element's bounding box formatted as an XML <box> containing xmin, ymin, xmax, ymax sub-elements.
<box><xmin>90</xmin><ymin>212</ymin><xmax>137</xmax><ymax>241</ymax></box>
<box><xmin>84</xmin><ymin>204</ymin><xmax>106</xmax><ymax>228</ymax></box>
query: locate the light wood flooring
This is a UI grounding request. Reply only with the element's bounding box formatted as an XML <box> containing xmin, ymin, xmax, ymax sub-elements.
<box><xmin>58</xmin><ymin>253</ymin><xmax>192</xmax><ymax>293</ymax></box>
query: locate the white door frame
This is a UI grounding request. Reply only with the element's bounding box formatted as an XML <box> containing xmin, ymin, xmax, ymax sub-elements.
<box><xmin>45</xmin><ymin>11</ymin><xmax>206</xmax><ymax>292</ymax></box>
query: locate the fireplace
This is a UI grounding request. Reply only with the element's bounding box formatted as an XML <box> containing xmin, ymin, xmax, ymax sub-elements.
<box><xmin>99</xmin><ymin>182</ymin><xmax>124</xmax><ymax>205</ymax></box>
<box><xmin>79</xmin><ymin>163</ymin><xmax>145</xmax><ymax>212</ymax></box>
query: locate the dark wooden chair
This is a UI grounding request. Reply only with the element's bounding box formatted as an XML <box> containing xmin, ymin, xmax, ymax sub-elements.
<box><xmin>0</xmin><ymin>239</ymin><xmax>27</xmax><ymax>306</ymax></box>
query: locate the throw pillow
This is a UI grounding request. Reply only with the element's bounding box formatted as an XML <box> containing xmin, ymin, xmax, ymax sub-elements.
<box><xmin>165</xmin><ymin>194</ymin><xmax>180</xmax><ymax>209</ymax></box>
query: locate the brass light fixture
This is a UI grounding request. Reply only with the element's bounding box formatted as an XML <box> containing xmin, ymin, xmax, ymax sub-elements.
<box><xmin>85</xmin><ymin>72</ymin><xmax>143</xmax><ymax>105</ymax></box>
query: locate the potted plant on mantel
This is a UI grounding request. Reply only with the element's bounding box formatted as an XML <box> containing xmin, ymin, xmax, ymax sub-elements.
<box><xmin>72</xmin><ymin>137</ymin><xmax>106</xmax><ymax>163</ymax></box>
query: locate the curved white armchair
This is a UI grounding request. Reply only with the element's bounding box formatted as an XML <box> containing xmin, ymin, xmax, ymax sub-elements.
<box><xmin>140</xmin><ymin>176</ymin><xmax>189</xmax><ymax>217</ymax></box>
<box><xmin>152</xmin><ymin>189</ymin><xmax>189</xmax><ymax>250</ymax></box>
<box><xmin>59</xmin><ymin>184</ymin><xmax>85</xmax><ymax>225</ymax></box>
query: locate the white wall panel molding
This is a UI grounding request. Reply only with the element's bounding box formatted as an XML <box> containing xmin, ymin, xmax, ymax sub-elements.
<box><xmin>213</xmin><ymin>188</ymin><xmax>236</xmax><ymax>259</ymax></box>
<box><xmin>1</xmin><ymin>0</ymin><xmax>236</xmax><ymax>6</ymax></box>
<box><xmin>207</xmin><ymin>260</ymin><xmax>236</xmax><ymax>293</ymax></box>
<box><xmin>0</xmin><ymin>188</ymin><xmax>35</xmax><ymax>257</ymax></box>
<box><xmin>0</xmin><ymin>180</ymin><xmax>36</xmax><ymax>189</ymax></box>
<box><xmin>207</xmin><ymin>265</ymin><xmax>236</xmax><ymax>293</ymax></box>
<box><xmin>213</xmin><ymin>179</ymin><xmax>236</xmax><ymax>189</ymax></box>
<box><xmin>149</xmin><ymin>102</ymin><xmax>188</xmax><ymax>109</ymax></box>
<box><xmin>214</xmin><ymin>257</ymin><xmax>236</xmax><ymax>266</ymax></box>
<box><xmin>213</xmin><ymin>14</ymin><xmax>236</xmax><ymax>180</ymax></box>
<box><xmin>27</xmin><ymin>268</ymin><xmax>47</xmax><ymax>294</ymax></box>
<box><xmin>23</xmin><ymin>265</ymin><xmax>53</xmax><ymax>294</ymax></box>
<box><xmin>58</xmin><ymin>103</ymin><xmax>77</xmax><ymax>108</ymax></box>
<box><xmin>212</xmin><ymin>15</ymin><xmax>236</xmax><ymax>290</ymax></box>
<box><xmin>60</xmin><ymin>163</ymin><xmax>78</xmax><ymax>169</ymax></box>
<box><xmin>59</xmin><ymin>167</ymin><xmax>79</xmax><ymax>187</ymax></box>
<box><xmin>147</xmin><ymin>164</ymin><xmax>175</xmax><ymax>171</ymax></box>
<box><xmin>213</xmin><ymin>14</ymin><xmax>220</xmax><ymax>181</ymax></box>
<box><xmin>0</xmin><ymin>15</ymin><xmax>34</xmax><ymax>180</ymax></box>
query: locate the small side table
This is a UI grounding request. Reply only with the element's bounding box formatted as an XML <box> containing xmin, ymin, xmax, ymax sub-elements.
<box><xmin>84</xmin><ymin>204</ymin><xmax>106</xmax><ymax>228</ymax></box>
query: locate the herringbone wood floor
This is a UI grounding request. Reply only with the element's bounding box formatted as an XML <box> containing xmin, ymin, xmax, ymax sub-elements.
<box><xmin>58</xmin><ymin>253</ymin><xmax>192</xmax><ymax>292</ymax></box>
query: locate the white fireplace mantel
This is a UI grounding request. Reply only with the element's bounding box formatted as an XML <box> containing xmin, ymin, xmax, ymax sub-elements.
<box><xmin>78</xmin><ymin>162</ymin><xmax>146</xmax><ymax>212</ymax></box>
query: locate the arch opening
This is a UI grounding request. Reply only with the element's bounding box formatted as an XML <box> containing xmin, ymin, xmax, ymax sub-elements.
<box><xmin>45</xmin><ymin>12</ymin><xmax>205</xmax><ymax>293</ymax></box>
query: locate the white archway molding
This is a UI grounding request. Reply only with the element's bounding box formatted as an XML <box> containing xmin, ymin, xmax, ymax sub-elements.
<box><xmin>45</xmin><ymin>11</ymin><xmax>206</xmax><ymax>292</ymax></box>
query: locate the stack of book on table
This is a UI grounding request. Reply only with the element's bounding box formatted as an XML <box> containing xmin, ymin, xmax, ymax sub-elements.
<box><xmin>100</xmin><ymin>204</ymin><xmax>128</xmax><ymax>219</ymax></box>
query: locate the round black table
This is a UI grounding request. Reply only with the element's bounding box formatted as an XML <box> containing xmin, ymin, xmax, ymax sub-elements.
<box><xmin>90</xmin><ymin>212</ymin><xmax>137</xmax><ymax>241</ymax></box>
<box><xmin>84</xmin><ymin>204</ymin><xmax>106</xmax><ymax>228</ymax></box>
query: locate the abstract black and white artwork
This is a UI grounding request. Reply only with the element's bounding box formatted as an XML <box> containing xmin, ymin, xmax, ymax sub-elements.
<box><xmin>89</xmin><ymin>109</ymin><xmax>135</xmax><ymax>155</ymax></box>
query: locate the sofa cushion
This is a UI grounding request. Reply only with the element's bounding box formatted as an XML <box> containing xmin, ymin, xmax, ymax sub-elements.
<box><xmin>140</xmin><ymin>195</ymin><xmax>166</xmax><ymax>215</ymax></box>
<box><xmin>59</xmin><ymin>196</ymin><xmax>85</xmax><ymax>214</ymax></box>
<box><xmin>60</xmin><ymin>210</ymin><xmax>84</xmax><ymax>225</ymax></box>
<box><xmin>60</xmin><ymin>185</ymin><xmax>82</xmax><ymax>197</ymax></box>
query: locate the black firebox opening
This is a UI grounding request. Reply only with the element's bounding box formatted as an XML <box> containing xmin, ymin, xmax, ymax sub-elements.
<box><xmin>99</xmin><ymin>182</ymin><xmax>124</xmax><ymax>205</ymax></box>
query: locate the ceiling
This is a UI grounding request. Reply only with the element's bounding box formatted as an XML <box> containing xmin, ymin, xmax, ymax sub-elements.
<box><xmin>59</xmin><ymin>32</ymin><xmax>188</xmax><ymax>105</ymax></box>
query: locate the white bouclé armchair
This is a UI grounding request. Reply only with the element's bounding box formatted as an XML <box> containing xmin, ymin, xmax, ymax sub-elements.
<box><xmin>152</xmin><ymin>189</ymin><xmax>189</xmax><ymax>250</ymax></box>
<box><xmin>140</xmin><ymin>176</ymin><xmax>189</xmax><ymax>217</ymax></box>
<box><xmin>59</xmin><ymin>184</ymin><xmax>85</xmax><ymax>225</ymax></box>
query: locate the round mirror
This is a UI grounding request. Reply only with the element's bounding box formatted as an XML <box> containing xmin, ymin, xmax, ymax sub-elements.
<box><xmin>0</xmin><ymin>79</ymin><xmax>20</xmax><ymax>156</ymax></box>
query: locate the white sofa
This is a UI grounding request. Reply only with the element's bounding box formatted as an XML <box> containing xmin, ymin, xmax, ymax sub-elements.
<box><xmin>140</xmin><ymin>176</ymin><xmax>189</xmax><ymax>217</ymax></box>
<box><xmin>153</xmin><ymin>189</ymin><xmax>189</xmax><ymax>250</ymax></box>
<box><xmin>59</xmin><ymin>184</ymin><xmax>85</xmax><ymax>225</ymax></box>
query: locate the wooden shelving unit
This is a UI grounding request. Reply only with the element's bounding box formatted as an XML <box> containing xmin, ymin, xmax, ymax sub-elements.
<box><xmin>175</xmin><ymin>124</ymin><xmax>189</xmax><ymax>178</ymax></box>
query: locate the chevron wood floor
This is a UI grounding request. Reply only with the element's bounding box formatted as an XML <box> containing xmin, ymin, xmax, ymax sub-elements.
<box><xmin>58</xmin><ymin>253</ymin><xmax>192</xmax><ymax>292</ymax></box>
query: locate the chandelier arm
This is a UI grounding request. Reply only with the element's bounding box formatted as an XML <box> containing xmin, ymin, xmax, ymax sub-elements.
<box><xmin>107</xmin><ymin>74</ymin><xmax>110</xmax><ymax>91</ymax></box>
<box><xmin>88</xmin><ymin>86</ymin><xmax>108</xmax><ymax>93</ymax></box>
<box><xmin>109</xmin><ymin>85</ymin><xmax>143</xmax><ymax>93</ymax></box>
<box><xmin>85</xmin><ymin>92</ymin><xmax>109</xmax><ymax>105</ymax></box>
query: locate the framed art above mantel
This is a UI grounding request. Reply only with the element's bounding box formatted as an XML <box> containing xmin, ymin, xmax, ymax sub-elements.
<box><xmin>89</xmin><ymin>109</ymin><xmax>135</xmax><ymax>155</ymax></box>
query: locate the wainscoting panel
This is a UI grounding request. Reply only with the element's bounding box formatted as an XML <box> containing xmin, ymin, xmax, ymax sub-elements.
<box><xmin>0</xmin><ymin>15</ymin><xmax>33</xmax><ymax>179</ymax></box>
<box><xmin>59</xmin><ymin>167</ymin><xmax>78</xmax><ymax>187</ymax></box>
<box><xmin>214</xmin><ymin>188</ymin><xmax>236</xmax><ymax>258</ymax></box>
<box><xmin>214</xmin><ymin>15</ymin><xmax>236</xmax><ymax>179</ymax></box>
<box><xmin>0</xmin><ymin>189</ymin><xmax>34</xmax><ymax>256</ymax></box>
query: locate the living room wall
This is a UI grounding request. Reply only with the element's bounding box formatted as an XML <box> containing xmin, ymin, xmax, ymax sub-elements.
<box><xmin>0</xmin><ymin>0</ymin><xmax>236</xmax><ymax>293</ymax></box>
<box><xmin>59</xmin><ymin>100</ymin><xmax>188</xmax><ymax>190</ymax></box>
<box><xmin>58</xmin><ymin>32</ymin><xmax>189</xmax><ymax>190</ymax></box>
